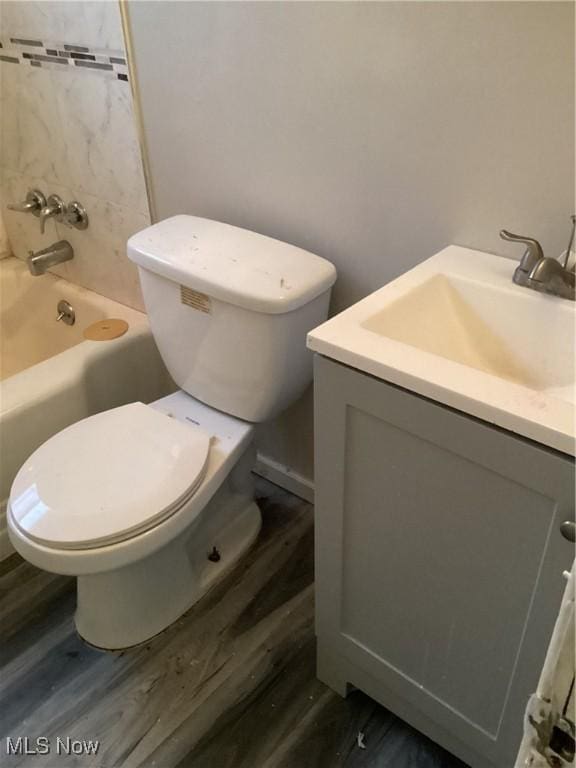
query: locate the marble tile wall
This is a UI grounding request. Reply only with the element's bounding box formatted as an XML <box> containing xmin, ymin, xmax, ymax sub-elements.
<box><xmin>0</xmin><ymin>1</ymin><xmax>150</xmax><ymax>310</ymax></box>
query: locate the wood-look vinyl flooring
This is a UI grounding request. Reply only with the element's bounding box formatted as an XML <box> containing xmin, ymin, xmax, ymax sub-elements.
<box><xmin>0</xmin><ymin>479</ymin><xmax>467</xmax><ymax>768</ymax></box>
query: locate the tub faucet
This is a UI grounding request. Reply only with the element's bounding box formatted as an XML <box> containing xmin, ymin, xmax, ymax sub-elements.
<box><xmin>27</xmin><ymin>241</ymin><xmax>74</xmax><ymax>276</ymax></box>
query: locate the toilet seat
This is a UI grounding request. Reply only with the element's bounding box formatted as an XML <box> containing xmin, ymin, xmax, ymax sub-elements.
<box><xmin>9</xmin><ymin>402</ymin><xmax>211</xmax><ymax>550</ymax></box>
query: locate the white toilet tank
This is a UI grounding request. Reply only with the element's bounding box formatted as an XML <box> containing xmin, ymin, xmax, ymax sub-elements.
<box><xmin>128</xmin><ymin>216</ymin><xmax>336</xmax><ymax>422</ymax></box>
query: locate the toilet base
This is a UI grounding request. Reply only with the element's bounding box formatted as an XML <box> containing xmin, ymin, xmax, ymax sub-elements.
<box><xmin>75</xmin><ymin>459</ymin><xmax>261</xmax><ymax>650</ymax></box>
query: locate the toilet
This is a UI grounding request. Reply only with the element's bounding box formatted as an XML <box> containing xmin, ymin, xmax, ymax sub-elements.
<box><xmin>7</xmin><ymin>215</ymin><xmax>336</xmax><ymax>650</ymax></box>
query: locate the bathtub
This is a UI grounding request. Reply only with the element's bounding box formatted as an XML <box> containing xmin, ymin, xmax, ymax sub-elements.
<box><xmin>0</xmin><ymin>257</ymin><xmax>175</xmax><ymax>559</ymax></box>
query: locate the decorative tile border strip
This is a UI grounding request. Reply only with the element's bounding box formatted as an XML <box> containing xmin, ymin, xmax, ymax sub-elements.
<box><xmin>0</xmin><ymin>36</ymin><xmax>129</xmax><ymax>82</ymax></box>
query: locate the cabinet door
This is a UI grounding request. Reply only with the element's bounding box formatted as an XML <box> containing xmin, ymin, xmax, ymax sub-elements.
<box><xmin>314</xmin><ymin>355</ymin><xmax>575</xmax><ymax>768</ymax></box>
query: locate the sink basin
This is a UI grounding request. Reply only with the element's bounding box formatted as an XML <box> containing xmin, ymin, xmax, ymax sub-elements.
<box><xmin>308</xmin><ymin>246</ymin><xmax>575</xmax><ymax>455</ymax></box>
<box><xmin>363</xmin><ymin>272</ymin><xmax>574</xmax><ymax>402</ymax></box>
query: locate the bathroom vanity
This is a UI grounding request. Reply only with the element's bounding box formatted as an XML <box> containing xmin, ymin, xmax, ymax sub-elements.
<box><xmin>308</xmin><ymin>246</ymin><xmax>575</xmax><ymax>768</ymax></box>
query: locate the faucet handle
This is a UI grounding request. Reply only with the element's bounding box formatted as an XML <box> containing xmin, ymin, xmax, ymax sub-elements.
<box><xmin>39</xmin><ymin>194</ymin><xmax>65</xmax><ymax>235</ymax></box>
<box><xmin>64</xmin><ymin>201</ymin><xmax>89</xmax><ymax>230</ymax></box>
<box><xmin>7</xmin><ymin>189</ymin><xmax>46</xmax><ymax>217</ymax></box>
<box><xmin>499</xmin><ymin>230</ymin><xmax>544</xmax><ymax>273</ymax></box>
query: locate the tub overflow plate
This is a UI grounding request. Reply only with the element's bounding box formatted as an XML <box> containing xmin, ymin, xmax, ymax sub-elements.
<box><xmin>56</xmin><ymin>300</ymin><xmax>75</xmax><ymax>326</ymax></box>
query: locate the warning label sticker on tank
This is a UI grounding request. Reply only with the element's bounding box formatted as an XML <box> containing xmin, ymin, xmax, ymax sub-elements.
<box><xmin>180</xmin><ymin>285</ymin><xmax>211</xmax><ymax>314</ymax></box>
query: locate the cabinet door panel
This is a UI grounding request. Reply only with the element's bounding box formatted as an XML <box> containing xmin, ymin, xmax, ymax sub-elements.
<box><xmin>342</xmin><ymin>405</ymin><xmax>556</xmax><ymax>736</ymax></box>
<box><xmin>314</xmin><ymin>355</ymin><xmax>575</xmax><ymax>767</ymax></box>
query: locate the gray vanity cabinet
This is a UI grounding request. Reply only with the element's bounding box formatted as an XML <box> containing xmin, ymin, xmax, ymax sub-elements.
<box><xmin>313</xmin><ymin>355</ymin><xmax>575</xmax><ymax>768</ymax></box>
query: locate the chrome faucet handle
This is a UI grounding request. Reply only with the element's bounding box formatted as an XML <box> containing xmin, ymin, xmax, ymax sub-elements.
<box><xmin>499</xmin><ymin>230</ymin><xmax>544</xmax><ymax>274</ymax></box>
<box><xmin>64</xmin><ymin>201</ymin><xmax>89</xmax><ymax>230</ymax></box>
<box><xmin>7</xmin><ymin>189</ymin><xmax>46</xmax><ymax>217</ymax></box>
<box><xmin>39</xmin><ymin>194</ymin><xmax>65</xmax><ymax>235</ymax></box>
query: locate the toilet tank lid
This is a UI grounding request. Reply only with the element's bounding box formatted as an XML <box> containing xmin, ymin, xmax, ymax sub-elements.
<box><xmin>127</xmin><ymin>215</ymin><xmax>337</xmax><ymax>314</ymax></box>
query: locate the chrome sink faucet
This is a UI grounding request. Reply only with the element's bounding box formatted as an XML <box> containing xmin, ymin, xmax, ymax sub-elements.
<box><xmin>499</xmin><ymin>230</ymin><xmax>544</xmax><ymax>285</ymax></box>
<box><xmin>500</xmin><ymin>217</ymin><xmax>575</xmax><ymax>301</ymax></box>
<box><xmin>27</xmin><ymin>240</ymin><xmax>74</xmax><ymax>276</ymax></box>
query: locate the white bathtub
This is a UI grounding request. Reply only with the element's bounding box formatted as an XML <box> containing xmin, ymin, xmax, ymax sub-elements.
<box><xmin>0</xmin><ymin>257</ymin><xmax>174</xmax><ymax>559</ymax></box>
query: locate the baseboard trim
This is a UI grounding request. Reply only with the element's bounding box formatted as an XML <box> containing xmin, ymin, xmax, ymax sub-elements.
<box><xmin>254</xmin><ymin>453</ymin><xmax>315</xmax><ymax>504</ymax></box>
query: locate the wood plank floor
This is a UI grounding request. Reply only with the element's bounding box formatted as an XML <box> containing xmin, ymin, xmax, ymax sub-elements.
<box><xmin>0</xmin><ymin>479</ymin><xmax>467</xmax><ymax>768</ymax></box>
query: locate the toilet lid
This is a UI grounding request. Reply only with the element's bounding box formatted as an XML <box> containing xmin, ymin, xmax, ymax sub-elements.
<box><xmin>9</xmin><ymin>403</ymin><xmax>211</xmax><ymax>550</ymax></box>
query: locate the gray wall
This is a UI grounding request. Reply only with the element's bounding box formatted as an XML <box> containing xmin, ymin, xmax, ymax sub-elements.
<box><xmin>127</xmin><ymin>1</ymin><xmax>575</xmax><ymax>484</ymax></box>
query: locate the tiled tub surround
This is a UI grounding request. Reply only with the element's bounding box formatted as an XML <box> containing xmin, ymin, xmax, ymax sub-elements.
<box><xmin>0</xmin><ymin>257</ymin><xmax>174</xmax><ymax>560</ymax></box>
<box><xmin>0</xmin><ymin>169</ymin><xmax>149</xmax><ymax>311</ymax></box>
<box><xmin>0</xmin><ymin>1</ymin><xmax>126</xmax><ymax>50</ymax></box>
<box><xmin>0</xmin><ymin>37</ymin><xmax>129</xmax><ymax>81</ymax></box>
<box><xmin>0</xmin><ymin>1</ymin><xmax>150</xmax><ymax>310</ymax></box>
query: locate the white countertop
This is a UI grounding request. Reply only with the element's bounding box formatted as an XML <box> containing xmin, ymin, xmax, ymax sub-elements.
<box><xmin>308</xmin><ymin>246</ymin><xmax>575</xmax><ymax>456</ymax></box>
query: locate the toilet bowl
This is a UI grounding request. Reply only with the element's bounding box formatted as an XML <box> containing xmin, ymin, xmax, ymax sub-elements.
<box><xmin>8</xmin><ymin>391</ymin><xmax>261</xmax><ymax>649</ymax></box>
<box><xmin>8</xmin><ymin>215</ymin><xmax>336</xmax><ymax>649</ymax></box>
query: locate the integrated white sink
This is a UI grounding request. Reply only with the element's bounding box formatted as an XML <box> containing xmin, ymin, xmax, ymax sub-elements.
<box><xmin>308</xmin><ymin>246</ymin><xmax>575</xmax><ymax>455</ymax></box>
